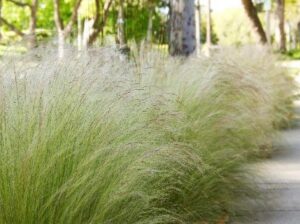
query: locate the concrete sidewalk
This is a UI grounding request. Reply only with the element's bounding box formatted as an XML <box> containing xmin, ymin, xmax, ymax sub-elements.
<box><xmin>232</xmin><ymin>106</ymin><xmax>300</xmax><ymax>224</ymax></box>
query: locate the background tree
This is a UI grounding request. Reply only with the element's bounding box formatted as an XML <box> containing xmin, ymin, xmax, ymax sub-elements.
<box><xmin>146</xmin><ymin>0</ymin><xmax>155</xmax><ymax>43</ymax></box>
<box><xmin>0</xmin><ymin>0</ymin><xmax>169</xmax><ymax>50</ymax></box>
<box><xmin>1</xmin><ymin>0</ymin><xmax>300</xmax><ymax>56</ymax></box>
<box><xmin>53</xmin><ymin>0</ymin><xmax>82</xmax><ymax>57</ymax></box>
<box><xmin>0</xmin><ymin>0</ymin><xmax>31</xmax><ymax>43</ymax></box>
<box><xmin>84</xmin><ymin>0</ymin><xmax>113</xmax><ymax>46</ymax></box>
<box><xmin>6</xmin><ymin>0</ymin><xmax>38</xmax><ymax>47</ymax></box>
<box><xmin>264</xmin><ymin>0</ymin><xmax>271</xmax><ymax>44</ymax></box>
<box><xmin>241</xmin><ymin>0</ymin><xmax>267</xmax><ymax>44</ymax></box>
<box><xmin>120</xmin><ymin>0</ymin><xmax>165</xmax><ymax>43</ymax></box>
<box><xmin>277</xmin><ymin>0</ymin><xmax>286</xmax><ymax>51</ymax></box>
<box><xmin>195</xmin><ymin>0</ymin><xmax>201</xmax><ymax>56</ymax></box>
<box><xmin>28</xmin><ymin>0</ymin><xmax>38</xmax><ymax>48</ymax></box>
<box><xmin>116</xmin><ymin>0</ymin><xmax>126</xmax><ymax>47</ymax></box>
<box><xmin>169</xmin><ymin>0</ymin><xmax>196</xmax><ymax>56</ymax></box>
<box><xmin>0</xmin><ymin>0</ymin><xmax>2</xmax><ymax>40</ymax></box>
<box><xmin>206</xmin><ymin>0</ymin><xmax>212</xmax><ymax>56</ymax></box>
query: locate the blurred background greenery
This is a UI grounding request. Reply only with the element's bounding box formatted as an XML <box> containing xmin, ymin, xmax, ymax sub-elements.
<box><xmin>1</xmin><ymin>0</ymin><xmax>300</xmax><ymax>58</ymax></box>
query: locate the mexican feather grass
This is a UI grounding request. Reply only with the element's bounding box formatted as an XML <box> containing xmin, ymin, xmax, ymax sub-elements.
<box><xmin>0</xmin><ymin>46</ymin><xmax>295</xmax><ymax>223</ymax></box>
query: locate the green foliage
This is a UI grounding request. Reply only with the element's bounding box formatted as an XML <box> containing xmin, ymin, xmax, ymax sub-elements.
<box><xmin>125</xmin><ymin>5</ymin><xmax>161</xmax><ymax>42</ymax></box>
<box><xmin>2</xmin><ymin>1</ymin><xmax>29</xmax><ymax>31</ymax></box>
<box><xmin>0</xmin><ymin>46</ymin><xmax>294</xmax><ymax>223</ymax></box>
<box><xmin>1</xmin><ymin>0</ymin><xmax>82</xmax><ymax>32</ymax></box>
<box><xmin>199</xmin><ymin>18</ymin><xmax>219</xmax><ymax>44</ymax></box>
<box><xmin>282</xmin><ymin>48</ymin><xmax>300</xmax><ymax>60</ymax></box>
<box><xmin>0</xmin><ymin>0</ymin><xmax>171</xmax><ymax>45</ymax></box>
<box><xmin>37</xmin><ymin>0</ymin><xmax>54</xmax><ymax>29</ymax></box>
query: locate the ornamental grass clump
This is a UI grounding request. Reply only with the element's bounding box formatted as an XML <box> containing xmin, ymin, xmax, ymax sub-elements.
<box><xmin>0</xmin><ymin>46</ymin><xmax>294</xmax><ymax>224</ymax></box>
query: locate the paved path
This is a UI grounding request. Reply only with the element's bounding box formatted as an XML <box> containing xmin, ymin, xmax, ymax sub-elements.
<box><xmin>232</xmin><ymin>105</ymin><xmax>300</xmax><ymax>224</ymax></box>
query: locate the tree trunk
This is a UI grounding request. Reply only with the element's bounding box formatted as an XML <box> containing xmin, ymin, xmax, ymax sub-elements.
<box><xmin>116</xmin><ymin>0</ymin><xmax>129</xmax><ymax>57</ymax></box>
<box><xmin>241</xmin><ymin>0</ymin><xmax>267</xmax><ymax>44</ymax></box>
<box><xmin>86</xmin><ymin>0</ymin><xmax>113</xmax><ymax>46</ymax></box>
<box><xmin>169</xmin><ymin>0</ymin><xmax>196</xmax><ymax>56</ymax></box>
<box><xmin>83</xmin><ymin>19</ymin><xmax>94</xmax><ymax>49</ymax></box>
<box><xmin>146</xmin><ymin>5</ymin><xmax>154</xmax><ymax>44</ymax></box>
<box><xmin>195</xmin><ymin>0</ymin><xmax>201</xmax><ymax>56</ymax></box>
<box><xmin>53</xmin><ymin>0</ymin><xmax>82</xmax><ymax>57</ymax></box>
<box><xmin>206</xmin><ymin>0</ymin><xmax>211</xmax><ymax>56</ymax></box>
<box><xmin>117</xmin><ymin>0</ymin><xmax>126</xmax><ymax>47</ymax></box>
<box><xmin>286</xmin><ymin>21</ymin><xmax>291</xmax><ymax>50</ymax></box>
<box><xmin>0</xmin><ymin>0</ymin><xmax>37</xmax><ymax>45</ymax></box>
<box><xmin>28</xmin><ymin>0</ymin><xmax>38</xmax><ymax>48</ymax></box>
<box><xmin>277</xmin><ymin>0</ymin><xmax>286</xmax><ymax>52</ymax></box>
<box><xmin>0</xmin><ymin>0</ymin><xmax>2</xmax><ymax>40</ymax></box>
<box><xmin>265</xmin><ymin>9</ymin><xmax>271</xmax><ymax>44</ymax></box>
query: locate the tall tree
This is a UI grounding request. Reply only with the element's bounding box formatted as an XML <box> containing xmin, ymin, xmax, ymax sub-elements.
<box><xmin>0</xmin><ymin>0</ymin><xmax>2</xmax><ymax>40</ymax></box>
<box><xmin>116</xmin><ymin>0</ymin><xmax>130</xmax><ymax>56</ymax></box>
<box><xmin>116</xmin><ymin>0</ymin><xmax>126</xmax><ymax>47</ymax></box>
<box><xmin>169</xmin><ymin>0</ymin><xmax>196</xmax><ymax>56</ymax></box>
<box><xmin>0</xmin><ymin>0</ymin><xmax>38</xmax><ymax>48</ymax></box>
<box><xmin>146</xmin><ymin>3</ymin><xmax>154</xmax><ymax>43</ymax></box>
<box><xmin>85</xmin><ymin>0</ymin><xmax>113</xmax><ymax>46</ymax></box>
<box><xmin>265</xmin><ymin>8</ymin><xmax>271</xmax><ymax>43</ymax></box>
<box><xmin>53</xmin><ymin>0</ymin><xmax>82</xmax><ymax>57</ymax></box>
<box><xmin>264</xmin><ymin>0</ymin><xmax>272</xmax><ymax>44</ymax></box>
<box><xmin>144</xmin><ymin>0</ymin><xmax>160</xmax><ymax>44</ymax></box>
<box><xmin>28</xmin><ymin>0</ymin><xmax>38</xmax><ymax>48</ymax></box>
<box><xmin>195</xmin><ymin>0</ymin><xmax>201</xmax><ymax>56</ymax></box>
<box><xmin>241</xmin><ymin>0</ymin><xmax>267</xmax><ymax>44</ymax></box>
<box><xmin>277</xmin><ymin>0</ymin><xmax>286</xmax><ymax>51</ymax></box>
<box><xmin>206</xmin><ymin>0</ymin><xmax>211</xmax><ymax>56</ymax></box>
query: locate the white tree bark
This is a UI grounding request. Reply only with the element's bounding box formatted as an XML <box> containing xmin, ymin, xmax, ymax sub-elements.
<box><xmin>195</xmin><ymin>0</ymin><xmax>201</xmax><ymax>57</ymax></box>
<box><xmin>117</xmin><ymin>0</ymin><xmax>126</xmax><ymax>48</ymax></box>
<box><xmin>53</xmin><ymin>0</ymin><xmax>82</xmax><ymax>58</ymax></box>
<box><xmin>82</xmin><ymin>19</ymin><xmax>94</xmax><ymax>49</ymax></box>
<box><xmin>206</xmin><ymin>0</ymin><xmax>211</xmax><ymax>56</ymax></box>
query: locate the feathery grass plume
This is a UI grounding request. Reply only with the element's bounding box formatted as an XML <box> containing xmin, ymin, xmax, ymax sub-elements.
<box><xmin>0</xmin><ymin>46</ymin><xmax>295</xmax><ymax>223</ymax></box>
